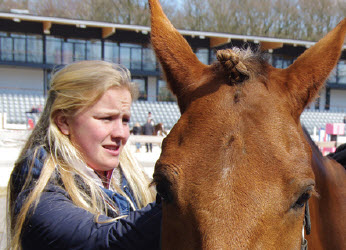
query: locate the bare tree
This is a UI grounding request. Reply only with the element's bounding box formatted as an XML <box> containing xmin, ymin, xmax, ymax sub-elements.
<box><xmin>174</xmin><ymin>0</ymin><xmax>210</xmax><ymax>31</ymax></box>
<box><xmin>206</xmin><ymin>0</ymin><xmax>241</xmax><ymax>33</ymax></box>
<box><xmin>0</xmin><ymin>0</ymin><xmax>28</xmax><ymax>11</ymax></box>
<box><xmin>299</xmin><ymin>0</ymin><xmax>340</xmax><ymax>40</ymax></box>
<box><xmin>0</xmin><ymin>0</ymin><xmax>343</xmax><ymax>42</ymax></box>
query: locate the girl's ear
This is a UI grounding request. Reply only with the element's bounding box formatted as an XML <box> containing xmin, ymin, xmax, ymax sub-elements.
<box><xmin>55</xmin><ymin>111</ymin><xmax>70</xmax><ymax>135</ymax></box>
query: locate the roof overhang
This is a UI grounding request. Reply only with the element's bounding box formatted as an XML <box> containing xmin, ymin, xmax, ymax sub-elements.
<box><xmin>0</xmin><ymin>12</ymin><xmax>345</xmax><ymax>51</ymax></box>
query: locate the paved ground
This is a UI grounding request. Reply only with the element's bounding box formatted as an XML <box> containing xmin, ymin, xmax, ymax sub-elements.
<box><xmin>0</xmin><ymin>129</ymin><xmax>160</xmax><ymax>249</ymax></box>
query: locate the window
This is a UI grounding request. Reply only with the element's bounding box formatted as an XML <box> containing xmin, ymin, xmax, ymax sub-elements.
<box><xmin>47</xmin><ymin>37</ymin><xmax>101</xmax><ymax>64</ymax></box>
<box><xmin>0</xmin><ymin>32</ymin><xmax>43</xmax><ymax>63</ymax></box>
<box><xmin>325</xmin><ymin>87</ymin><xmax>330</xmax><ymax>110</ymax></box>
<box><xmin>328</xmin><ymin>66</ymin><xmax>337</xmax><ymax>84</ymax></box>
<box><xmin>0</xmin><ymin>32</ymin><xmax>13</xmax><ymax>61</ymax></box>
<box><xmin>104</xmin><ymin>41</ymin><xmax>119</xmax><ymax>63</ymax></box>
<box><xmin>130</xmin><ymin>47</ymin><xmax>142</xmax><ymax>70</ymax></box>
<box><xmin>27</xmin><ymin>34</ymin><xmax>43</xmax><ymax>63</ymax></box>
<box><xmin>62</xmin><ymin>41</ymin><xmax>73</xmax><ymax>64</ymax></box>
<box><xmin>133</xmin><ymin>77</ymin><xmax>147</xmax><ymax>100</ymax></box>
<box><xmin>337</xmin><ymin>60</ymin><xmax>346</xmax><ymax>85</ymax></box>
<box><xmin>71</xmin><ymin>39</ymin><xmax>86</xmax><ymax>61</ymax></box>
<box><xmin>143</xmin><ymin>48</ymin><xmax>156</xmax><ymax>71</ymax></box>
<box><xmin>86</xmin><ymin>40</ymin><xmax>102</xmax><ymax>60</ymax></box>
<box><xmin>272</xmin><ymin>55</ymin><xmax>294</xmax><ymax>69</ymax></box>
<box><xmin>314</xmin><ymin>96</ymin><xmax>320</xmax><ymax>110</ymax></box>
<box><xmin>195</xmin><ymin>48</ymin><xmax>209</xmax><ymax>64</ymax></box>
<box><xmin>120</xmin><ymin>43</ymin><xmax>142</xmax><ymax>69</ymax></box>
<box><xmin>13</xmin><ymin>34</ymin><xmax>26</xmax><ymax>62</ymax></box>
<box><xmin>46</xmin><ymin>36</ymin><xmax>62</xmax><ymax>64</ymax></box>
<box><xmin>157</xmin><ymin>79</ymin><xmax>176</xmax><ymax>102</ymax></box>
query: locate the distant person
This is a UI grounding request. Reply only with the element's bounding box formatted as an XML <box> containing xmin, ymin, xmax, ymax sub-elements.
<box><xmin>132</xmin><ymin>122</ymin><xmax>142</xmax><ymax>152</ymax></box>
<box><xmin>142</xmin><ymin>119</ymin><xmax>154</xmax><ymax>152</ymax></box>
<box><xmin>25</xmin><ymin>106</ymin><xmax>41</xmax><ymax>128</ymax></box>
<box><xmin>148</xmin><ymin>111</ymin><xmax>155</xmax><ymax>125</ymax></box>
<box><xmin>37</xmin><ymin>104</ymin><xmax>43</xmax><ymax>113</ymax></box>
<box><xmin>7</xmin><ymin>60</ymin><xmax>161</xmax><ymax>249</ymax></box>
<box><xmin>30</xmin><ymin>106</ymin><xmax>39</xmax><ymax>113</ymax></box>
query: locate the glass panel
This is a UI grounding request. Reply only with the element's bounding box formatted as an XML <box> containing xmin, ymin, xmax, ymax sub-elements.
<box><xmin>143</xmin><ymin>48</ymin><xmax>156</xmax><ymax>71</ymax></box>
<box><xmin>86</xmin><ymin>40</ymin><xmax>102</xmax><ymax>60</ymax></box>
<box><xmin>196</xmin><ymin>48</ymin><xmax>209</xmax><ymax>64</ymax></box>
<box><xmin>130</xmin><ymin>47</ymin><xmax>142</xmax><ymax>70</ymax></box>
<box><xmin>73</xmin><ymin>40</ymin><xmax>86</xmax><ymax>61</ymax></box>
<box><xmin>272</xmin><ymin>56</ymin><xmax>294</xmax><ymax>69</ymax></box>
<box><xmin>13</xmin><ymin>34</ymin><xmax>25</xmax><ymax>62</ymax></box>
<box><xmin>27</xmin><ymin>34</ymin><xmax>43</xmax><ymax>63</ymax></box>
<box><xmin>282</xmin><ymin>58</ymin><xmax>292</xmax><ymax>68</ymax></box>
<box><xmin>120</xmin><ymin>46</ymin><xmax>130</xmax><ymax>68</ymax></box>
<box><xmin>104</xmin><ymin>41</ymin><xmax>119</xmax><ymax>63</ymax></box>
<box><xmin>133</xmin><ymin>78</ymin><xmax>147</xmax><ymax>100</ymax></box>
<box><xmin>157</xmin><ymin>79</ymin><xmax>176</xmax><ymax>102</ymax></box>
<box><xmin>273</xmin><ymin>57</ymin><xmax>284</xmax><ymax>68</ymax></box>
<box><xmin>314</xmin><ymin>96</ymin><xmax>320</xmax><ymax>110</ymax></box>
<box><xmin>46</xmin><ymin>37</ymin><xmax>62</xmax><ymax>64</ymax></box>
<box><xmin>0</xmin><ymin>36</ymin><xmax>13</xmax><ymax>61</ymax></box>
<box><xmin>338</xmin><ymin>60</ymin><xmax>346</xmax><ymax>84</ymax></box>
<box><xmin>62</xmin><ymin>42</ymin><xmax>73</xmax><ymax>64</ymax></box>
<box><xmin>328</xmin><ymin>66</ymin><xmax>337</xmax><ymax>83</ymax></box>
<box><xmin>210</xmin><ymin>50</ymin><xmax>217</xmax><ymax>63</ymax></box>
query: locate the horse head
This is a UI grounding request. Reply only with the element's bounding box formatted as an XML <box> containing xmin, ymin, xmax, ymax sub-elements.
<box><xmin>149</xmin><ymin>0</ymin><xmax>346</xmax><ymax>248</ymax></box>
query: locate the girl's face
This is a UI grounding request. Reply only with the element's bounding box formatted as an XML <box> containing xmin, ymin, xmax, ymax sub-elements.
<box><xmin>58</xmin><ymin>87</ymin><xmax>132</xmax><ymax>172</ymax></box>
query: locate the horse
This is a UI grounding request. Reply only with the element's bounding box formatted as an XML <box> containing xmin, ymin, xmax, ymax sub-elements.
<box><xmin>304</xmin><ymin>129</ymin><xmax>346</xmax><ymax>250</ymax></box>
<box><xmin>153</xmin><ymin>122</ymin><xmax>168</xmax><ymax>136</ymax></box>
<box><xmin>148</xmin><ymin>0</ymin><xmax>346</xmax><ymax>248</ymax></box>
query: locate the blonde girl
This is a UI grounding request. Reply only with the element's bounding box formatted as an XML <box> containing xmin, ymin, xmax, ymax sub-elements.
<box><xmin>8</xmin><ymin>61</ymin><xmax>161</xmax><ymax>250</ymax></box>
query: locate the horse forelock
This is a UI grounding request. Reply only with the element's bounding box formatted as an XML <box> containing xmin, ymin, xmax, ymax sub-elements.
<box><xmin>215</xmin><ymin>46</ymin><xmax>268</xmax><ymax>85</ymax></box>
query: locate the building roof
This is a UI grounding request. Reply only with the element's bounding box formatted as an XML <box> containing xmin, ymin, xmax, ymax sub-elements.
<box><xmin>1</xmin><ymin>11</ymin><xmax>345</xmax><ymax>52</ymax></box>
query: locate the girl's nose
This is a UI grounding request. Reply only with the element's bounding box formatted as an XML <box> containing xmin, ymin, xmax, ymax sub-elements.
<box><xmin>111</xmin><ymin>120</ymin><xmax>129</xmax><ymax>140</ymax></box>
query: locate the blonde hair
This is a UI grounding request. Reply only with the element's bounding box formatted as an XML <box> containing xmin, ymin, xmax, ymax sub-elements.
<box><xmin>7</xmin><ymin>60</ymin><xmax>156</xmax><ymax>249</ymax></box>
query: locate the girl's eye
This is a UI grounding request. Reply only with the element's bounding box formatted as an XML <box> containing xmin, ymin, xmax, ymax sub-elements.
<box><xmin>101</xmin><ymin>117</ymin><xmax>112</xmax><ymax>121</ymax></box>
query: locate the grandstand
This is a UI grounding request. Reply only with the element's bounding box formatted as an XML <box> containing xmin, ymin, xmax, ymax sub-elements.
<box><xmin>301</xmin><ymin>109</ymin><xmax>346</xmax><ymax>135</ymax></box>
<box><xmin>1</xmin><ymin>88</ymin><xmax>345</xmax><ymax>138</ymax></box>
<box><xmin>0</xmin><ymin>88</ymin><xmax>181</xmax><ymax>129</ymax></box>
<box><xmin>0</xmin><ymin>88</ymin><xmax>44</xmax><ymax>125</ymax></box>
<box><xmin>0</xmin><ymin>12</ymin><xmax>345</xmax><ymax>141</ymax></box>
<box><xmin>130</xmin><ymin>101</ymin><xmax>180</xmax><ymax>129</ymax></box>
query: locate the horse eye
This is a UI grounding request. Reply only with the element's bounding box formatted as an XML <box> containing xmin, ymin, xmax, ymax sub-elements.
<box><xmin>153</xmin><ymin>174</ymin><xmax>173</xmax><ymax>203</ymax></box>
<box><xmin>293</xmin><ymin>192</ymin><xmax>311</xmax><ymax>209</ymax></box>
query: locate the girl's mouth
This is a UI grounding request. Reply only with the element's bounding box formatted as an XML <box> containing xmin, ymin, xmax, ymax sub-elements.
<box><xmin>103</xmin><ymin>145</ymin><xmax>120</xmax><ymax>155</ymax></box>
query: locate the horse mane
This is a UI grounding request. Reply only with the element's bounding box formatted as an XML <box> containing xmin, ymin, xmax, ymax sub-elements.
<box><xmin>303</xmin><ymin>126</ymin><xmax>324</xmax><ymax>161</ymax></box>
<box><xmin>303</xmin><ymin>126</ymin><xmax>346</xmax><ymax>170</ymax></box>
<box><xmin>215</xmin><ymin>46</ymin><xmax>268</xmax><ymax>85</ymax></box>
<box><xmin>328</xmin><ymin>143</ymin><xmax>346</xmax><ymax>169</ymax></box>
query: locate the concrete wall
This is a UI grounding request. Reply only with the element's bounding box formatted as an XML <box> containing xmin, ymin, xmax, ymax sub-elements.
<box><xmin>330</xmin><ymin>89</ymin><xmax>346</xmax><ymax>110</ymax></box>
<box><xmin>147</xmin><ymin>76</ymin><xmax>157</xmax><ymax>102</ymax></box>
<box><xmin>0</xmin><ymin>66</ymin><xmax>44</xmax><ymax>91</ymax></box>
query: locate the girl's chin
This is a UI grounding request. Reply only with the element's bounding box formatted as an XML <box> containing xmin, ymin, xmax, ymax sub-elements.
<box><xmin>88</xmin><ymin>160</ymin><xmax>120</xmax><ymax>172</ymax></box>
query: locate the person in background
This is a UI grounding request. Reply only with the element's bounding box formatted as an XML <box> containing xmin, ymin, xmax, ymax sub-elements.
<box><xmin>7</xmin><ymin>60</ymin><xmax>161</xmax><ymax>250</ymax></box>
<box><xmin>148</xmin><ymin>111</ymin><xmax>155</xmax><ymax>126</ymax></box>
<box><xmin>142</xmin><ymin>118</ymin><xmax>154</xmax><ymax>152</ymax></box>
<box><xmin>132</xmin><ymin>122</ymin><xmax>142</xmax><ymax>152</ymax></box>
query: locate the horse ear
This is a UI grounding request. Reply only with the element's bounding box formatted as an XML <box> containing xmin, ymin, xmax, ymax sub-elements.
<box><xmin>281</xmin><ymin>18</ymin><xmax>346</xmax><ymax>118</ymax></box>
<box><xmin>149</xmin><ymin>0</ymin><xmax>207</xmax><ymax>112</ymax></box>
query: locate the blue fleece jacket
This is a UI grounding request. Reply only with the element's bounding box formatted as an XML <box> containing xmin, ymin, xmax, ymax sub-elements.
<box><xmin>11</xmin><ymin>147</ymin><xmax>161</xmax><ymax>250</ymax></box>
